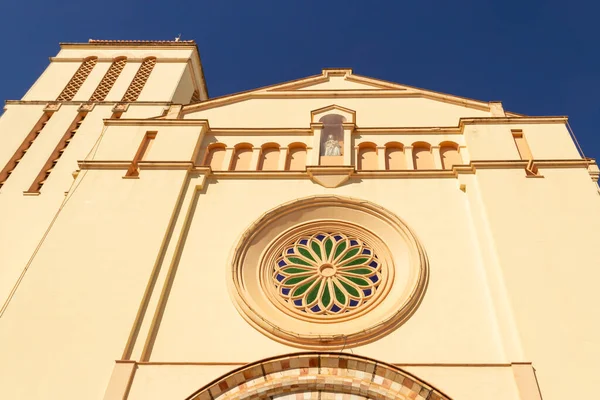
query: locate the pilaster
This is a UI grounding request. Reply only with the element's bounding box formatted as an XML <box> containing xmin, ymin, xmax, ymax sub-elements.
<box><xmin>432</xmin><ymin>146</ymin><xmax>443</xmax><ymax>169</ymax></box>
<box><xmin>377</xmin><ymin>146</ymin><xmax>386</xmax><ymax>171</ymax></box>
<box><xmin>250</xmin><ymin>147</ymin><xmax>261</xmax><ymax>171</ymax></box>
<box><xmin>222</xmin><ymin>148</ymin><xmax>234</xmax><ymax>171</ymax></box>
<box><xmin>278</xmin><ymin>147</ymin><xmax>289</xmax><ymax>170</ymax></box>
<box><xmin>404</xmin><ymin>147</ymin><xmax>414</xmax><ymax>170</ymax></box>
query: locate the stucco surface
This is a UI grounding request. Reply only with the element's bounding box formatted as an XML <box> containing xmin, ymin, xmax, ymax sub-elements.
<box><xmin>0</xmin><ymin>44</ymin><xmax>595</xmax><ymax>400</ymax></box>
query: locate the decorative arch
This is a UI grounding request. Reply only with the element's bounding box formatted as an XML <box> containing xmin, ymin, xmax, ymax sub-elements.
<box><xmin>285</xmin><ymin>142</ymin><xmax>307</xmax><ymax>171</ymax></box>
<box><xmin>230</xmin><ymin>143</ymin><xmax>254</xmax><ymax>171</ymax></box>
<box><xmin>412</xmin><ymin>141</ymin><xmax>434</xmax><ymax>170</ymax></box>
<box><xmin>385</xmin><ymin>141</ymin><xmax>406</xmax><ymax>170</ymax></box>
<box><xmin>439</xmin><ymin>141</ymin><xmax>462</xmax><ymax>170</ymax></box>
<box><xmin>357</xmin><ymin>141</ymin><xmax>378</xmax><ymax>170</ymax></box>
<box><xmin>257</xmin><ymin>142</ymin><xmax>280</xmax><ymax>171</ymax></box>
<box><xmin>185</xmin><ymin>352</ymin><xmax>451</xmax><ymax>400</ymax></box>
<box><xmin>203</xmin><ymin>143</ymin><xmax>227</xmax><ymax>171</ymax></box>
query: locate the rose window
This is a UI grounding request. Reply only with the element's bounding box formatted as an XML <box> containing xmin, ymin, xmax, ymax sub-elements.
<box><xmin>273</xmin><ymin>232</ymin><xmax>382</xmax><ymax>315</ymax></box>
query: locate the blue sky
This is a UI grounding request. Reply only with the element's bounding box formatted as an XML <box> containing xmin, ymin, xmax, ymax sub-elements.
<box><xmin>1</xmin><ymin>1</ymin><xmax>598</xmax><ymax>159</ymax></box>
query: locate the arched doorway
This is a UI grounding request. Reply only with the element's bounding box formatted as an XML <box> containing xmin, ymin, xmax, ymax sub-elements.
<box><xmin>185</xmin><ymin>352</ymin><xmax>451</xmax><ymax>400</ymax></box>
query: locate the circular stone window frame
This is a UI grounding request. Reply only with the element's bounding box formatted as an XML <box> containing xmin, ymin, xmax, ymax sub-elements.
<box><xmin>261</xmin><ymin>220</ymin><xmax>394</xmax><ymax>323</ymax></box>
<box><xmin>228</xmin><ymin>195</ymin><xmax>429</xmax><ymax>349</ymax></box>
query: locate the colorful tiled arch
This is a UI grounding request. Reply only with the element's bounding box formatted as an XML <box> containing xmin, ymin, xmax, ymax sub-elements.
<box><xmin>185</xmin><ymin>352</ymin><xmax>451</xmax><ymax>400</ymax></box>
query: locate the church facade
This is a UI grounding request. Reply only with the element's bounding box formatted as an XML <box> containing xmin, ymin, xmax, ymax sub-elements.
<box><xmin>0</xmin><ymin>40</ymin><xmax>598</xmax><ymax>399</ymax></box>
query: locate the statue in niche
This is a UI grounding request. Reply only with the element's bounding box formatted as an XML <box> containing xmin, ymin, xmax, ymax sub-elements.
<box><xmin>324</xmin><ymin>134</ymin><xmax>342</xmax><ymax>156</ymax></box>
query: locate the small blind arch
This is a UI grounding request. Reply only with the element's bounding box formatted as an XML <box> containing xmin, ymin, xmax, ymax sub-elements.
<box><xmin>439</xmin><ymin>141</ymin><xmax>462</xmax><ymax>170</ymax></box>
<box><xmin>412</xmin><ymin>142</ymin><xmax>434</xmax><ymax>169</ymax></box>
<box><xmin>258</xmin><ymin>143</ymin><xmax>280</xmax><ymax>171</ymax></box>
<box><xmin>385</xmin><ymin>142</ymin><xmax>406</xmax><ymax>170</ymax></box>
<box><xmin>285</xmin><ymin>143</ymin><xmax>307</xmax><ymax>171</ymax></box>
<box><xmin>204</xmin><ymin>143</ymin><xmax>227</xmax><ymax>171</ymax></box>
<box><xmin>357</xmin><ymin>142</ymin><xmax>378</xmax><ymax>170</ymax></box>
<box><xmin>230</xmin><ymin>143</ymin><xmax>254</xmax><ymax>171</ymax></box>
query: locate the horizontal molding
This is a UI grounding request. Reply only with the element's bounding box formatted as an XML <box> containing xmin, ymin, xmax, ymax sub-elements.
<box><xmin>78</xmin><ymin>160</ymin><xmax>194</xmax><ymax>170</ymax></box>
<box><xmin>60</xmin><ymin>42</ymin><xmax>197</xmax><ymax>50</ymax></box>
<box><xmin>77</xmin><ymin>159</ymin><xmax>594</xmax><ymax>175</ymax></box>
<box><xmin>130</xmin><ymin>360</ymin><xmax>527</xmax><ymax>368</ymax></box>
<box><xmin>460</xmin><ymin>116</ymin><xmax>568</xmax><ymax>126</ymax></box>
<box><xmin>208</xmin><ymin>128</ymin><xmax>311</xmax><ymax>136</ymax></box>
<box><xmin>151</xmin><ymin>117</ymin><xmax>567</xmax><ymax>135</ymax></box>
<box><xmin>5</xmin><ymin>100</ymin><xmax>172</xmax><ymax>106</ymax></box>
<box><xmin>104</xmin><ymin>119</ymin><xmax>210</xmax><ymax>127</ymax></box>
<box><xmin>49</xmin><ymin>57</ymin><xmax>191</xmax><ymax>63</ymax></box>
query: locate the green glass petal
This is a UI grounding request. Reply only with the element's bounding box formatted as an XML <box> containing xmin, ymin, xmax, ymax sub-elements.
<box><xmin>298</xmin><ymin>247</ymin><xmax>315</xmax><ymax>262</ymax></box>
<box><xmin>324</xmin><ymin>238</ymin><xmax>333</xmax><ymax>258</ymax></box>
<box><xmin>341</xmin><ymin>248</ymin><xmax>360</xmax><ymax>261</ymax></box>
<box><xmin>334</xmin><ymin>241</ymin><xmax>347</xmax><ymax>259</ymax></box>
<box><xmin>342</xmin><ymin>268</ymin><xmax>372</xmax><ymax>275</ymax></box>
<box><xmin>339</xmin><ymin>280</ymin><xmax>360</xmax><ymax>297</ymax></box>
<box><xmin>344</xmin><ymin>276</ymin><xmax>370</xmax><ymax>287</ymax></box>
<box><xmin>334</xmin><ymin>283</ymin><xmax>346</xmax><ymax>304</ymax></box>
<box><xmin>306</xmin><ymin>280</ymin><xmax>321</xmax><ymax>304</ymax></box>
<box><xmin>322</xmin><ymin>283</ymin><xmax>331</xmax><ymax>307</ymax></box>
<box><xmin>311</xmin><ymin>241</ymin><xmax>322</xmax><ymax>259</ymax></box>
<box><xmin>285</xmin><ymin>275</ymin><xmax>311</xmax><ymax>285</ymax></box>
<box><xmin>292</xmin><ymin>279</ymin><xmax>316</xmax><ymax>296</ymax></box>
<box><xmin>287</xmin><ymin>257</ymin><xmax>311</xmax><ymax>266</ymax></box>
<box><xmin>342</xmin><ymin>257</ymin><xmax>370</xmax><ymax>266</ymax></box>
<box><xmin>281</xmin><ymin>267</ymin><xmax>311</xmax><ymax>274</ymax></box>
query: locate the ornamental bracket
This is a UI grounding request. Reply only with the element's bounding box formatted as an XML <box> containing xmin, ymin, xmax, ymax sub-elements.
<box><xmin>307</xmin><ymin>166</ymin><xmax>354</xmax><ymax>188</ymax></box>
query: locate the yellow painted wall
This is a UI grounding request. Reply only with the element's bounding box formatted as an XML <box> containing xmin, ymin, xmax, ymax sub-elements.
<box><xmin>185</xmin><ymin>97</ymin><xmax>492</xmax><ymax>128</ymax></box>
<box><xmin>0</xmin><ymin>48</ymin><xmax>595</xmax><ymax>400</ymax></box>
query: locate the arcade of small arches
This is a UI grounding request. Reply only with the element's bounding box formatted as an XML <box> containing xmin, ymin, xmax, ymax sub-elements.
<box><xmin>202</xmin><ymin>140</ymin><xmax>463</xmax><ymax>172</ymax></box>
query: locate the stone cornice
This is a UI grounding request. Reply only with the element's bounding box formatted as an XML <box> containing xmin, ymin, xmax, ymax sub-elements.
<box><xmin>49</xmin><ymin>57</ymin><xmax>192</xmax><ymax>63</ymax></box>
<box><xmin>103</xmin><ymin>119</ymin><xmax>210</xmax><ymax>127</ymax></box>
<box><xmin>460</xmin><ymin>116</ymin><xmax>568</xmax><ymax>126</ymax></box>
<box><xmin>208</xmin><ymin>128</ymin><xmax>311</xmax><ymax>136</ymax></box>
<box><xmin>59</xmin><ymin>42</ymin><xmax>197</xmax><ymax>50</ymax></box>
<box><xmin>76</xmin><ymin>159</ymin><xmax>595</xmax><ymax>175</ymax></box>
<box><xmin>5</xmin><ymin>100</ymin><xmax>172</xmax><ymax>106</ymax></box>
<box><xmin>78</xmin><ymin>160</ymin><xmax>195</xmax><ymax>170</ymax></box>
<box><xmin>101</xmin><ymin>116</ymin><xmax>569</xmax><ymax>134</ymax></box>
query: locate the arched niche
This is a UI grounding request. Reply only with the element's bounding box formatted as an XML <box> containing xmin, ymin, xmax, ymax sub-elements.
<box><xmin>285</xmin><ymin>142</ymin><xmax>307</xmax><ymax>171</ymax></box>
<box><xmin>185</xmin><ymin>352</ymin><xmax>450</xmax><ymax>400</ymax></box>
<box><xmin>385</xmin><ymin>141</ymin><xmax>406</xmax><ymax>170</ymax></box>
<box><xmin>440</xmin><ymin>141</ymin><xmax>462</xmax><ymax>170</ymax></box>
<box><xmin>357</xmin><ymin>142</ymin><xmax>378</xmax><ymax>170</ymax></box>
<box><xmin>203</xmin><ymin>143</ymin><xmax>227</xmax><ymax>171</ymax></box>
<box><xmin>412</xmin><ymin>142</ymin><xmax>434</xmax><ymax>170</ymax></box>
<box><xmin>257</xmin><ymin>143</ymin><xmax>280</xmax><ymax>171</ymax></box>
<box><xmin>230</xmin><ymin>143</ymin><xmax>253</xmax><ymax>171</ymax></box>
<box><xmin>319</xmin><ymin>114</ymin><xmax>345</xmax><ymax>166</ymax></box>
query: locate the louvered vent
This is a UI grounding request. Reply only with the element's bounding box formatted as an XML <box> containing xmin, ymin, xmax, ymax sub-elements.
<box><xmin>121</xmin><ymin>57</ymin><xmax>156</xmax><ymax>102</ymax></box>
<box><xmin>89</xmin><ymin>58</ymin><xmax>127</xmax><ymax>102</ymax></box>
<box><xmin>56</xmin><ymin>58</ymin><xmax>98</xmax><ymax>101</ymax></box>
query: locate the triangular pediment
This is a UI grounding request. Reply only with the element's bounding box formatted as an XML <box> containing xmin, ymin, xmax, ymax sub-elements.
<box><xmin>270</xmin><ymin>69</ymin><xmax>398</xmax><ymax>91</ymax></box>
<box><xmin>180</xmin><ymin>68</ymin><xmax>511</xmax><ymax>116</ymax></box>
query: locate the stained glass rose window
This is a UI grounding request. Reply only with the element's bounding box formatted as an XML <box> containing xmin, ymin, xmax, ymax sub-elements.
<box><xmin>273</xmin><ymin>232</ymin><xmax>382</xmax><ymax>315</ymax></box>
